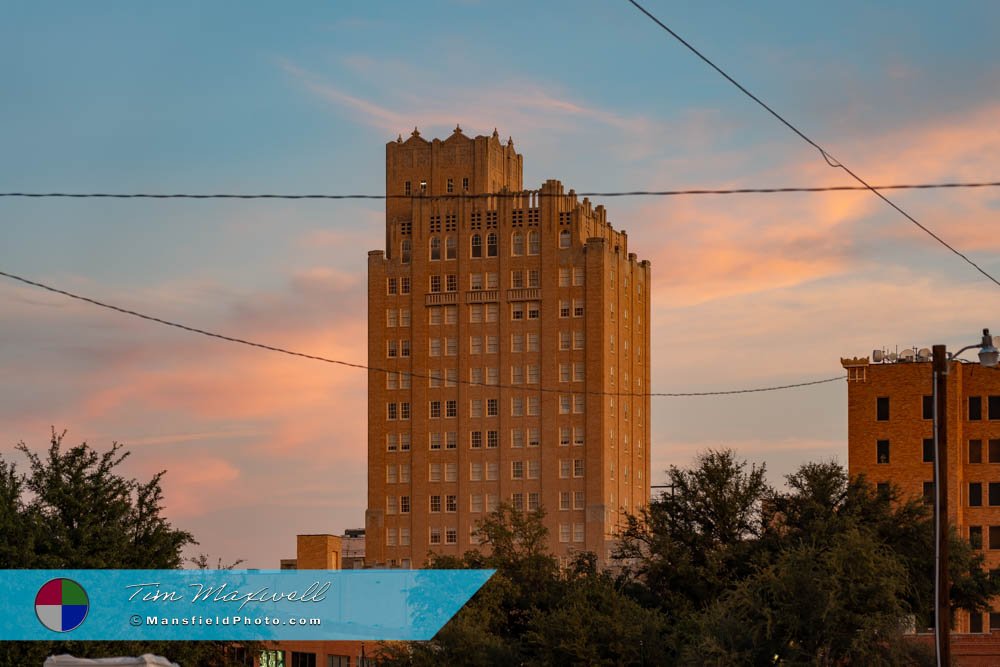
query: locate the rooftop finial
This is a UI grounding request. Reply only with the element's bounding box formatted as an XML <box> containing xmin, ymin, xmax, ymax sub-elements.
<box><xmin>396</xmin><ymin>134</ymin><xmax>402</xmax><ymax>143</ymax></box>
<box><xmin>492</xmin><ymin>127</ymin><xmax>499</xmax><ymax>138</ymax></box>
<box><xmin>454</xmin><ymin>123</ymin><xmax>462</xmax><ymax>134</ymax></box>
<box><xmin>411</xmin><ymin>126</ymin><xmax>420</xmax><ymax>137</ymax></box>
<box><xmin>507</xmin><ymin>136</ymin><xmax>513</xmax><ymax>146</ymax></box>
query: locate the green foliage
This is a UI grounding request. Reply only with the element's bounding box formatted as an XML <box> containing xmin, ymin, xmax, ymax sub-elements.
<box><xmin>0</xmin><ymin>429</ymin><xmax>247</xmax><ymax>667</ymax></box>
<box><xmin>369</xmin><ymin>451</ymin><xmax>996</xmax><ymax>665</ymax></box>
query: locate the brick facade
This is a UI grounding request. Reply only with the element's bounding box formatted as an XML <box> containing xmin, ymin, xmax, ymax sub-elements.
<box><xmin>366</xmin><ymin>127</ymin><xmax>651</xmax><ymax>567</ymax></box>
<box><xmin>843</xmin><ymin>355</ymin><xmax>1000</xmax><ymax>635</ymax></box>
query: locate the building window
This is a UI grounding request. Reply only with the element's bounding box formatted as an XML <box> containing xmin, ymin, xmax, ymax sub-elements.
<box><xmin>446</xmin><ymin>528</ymin><xmax>457</xmax><ymax>544</ymax></box>
<box><xmin>486</xmin><ymin>462</ymin><xmax>498</xmax><ymax>481</ymax></box>
<box><xmin>528</xmin><ymin>428</ymin><xmax>540</xmax><ymax>447</ymax></box>
<box><xmin>528</xmin><ymin>230</ymin><xmax>540</xmax><ymax>255</ymax></box>
<box><xmin>446</xmin><ymin>236</ymin><xmax>456</xmax><ymax>260</ymax></box>
<box><xmin>991</xmin><ymin>439</ymin><xmax>1000</xmax><ymax>463</ymax></box>
<box><xmin>471</xmin><ymin>234</ymin><xmax>482</xmax><ymax>258</ymax></box>
<box><xmin>573</xmin><ymin>523</ymin><xmax>584</xmax><ymax>543</ymax></box>
<box><xmin>400</xmin><ymin>433</ymin><xmax>410</xmax><ymax>451</ymax></box>
<box><xmin>559</xmin><ymin>524</ymin><xmax>570</xmax><ymax>543</ymax></box>
<box><xmin>923</xmin><ymin>482</ymin><xmax>934</xmax><ymax>505</ymax></box>
<box><xmin>487</xmin><ymin>232</ymin><xmax>498</xmax><ymax>257</ymax></box>
<box><xmin>573</xmin><ymin>460</ymin><xmax>585</xmax><ymax>478</ymax></box>
<box><xmin>404</xmin><ymin>181</ymin><xmax>411</xmax><ymax>196</ymax></box>
<box><xmin>574</xmin><ymin>491</ymin><xmax>585</xmax><ymax>509</ymax></box>
<box><xmin>573</xmin><ymin>299</ymin><xmax>584</xmax><ymax>317</ymax></box>
<box><xmin>560</xmin><ymin>460</ymin><xmax>570</xmax><ymax>479</ymax></box>
<box><xmin>387</xmin><ymin>277</ymin><xmax>398</xmax><ymax>295</ymax></box>
<box><xmin>990</xmin><ymin>482</ymin><xmax>1000</xmax><ymax>506</ymax></box>
<box><xmin>559</xmin><ymin>492</ymin><xmax>571</xmax><ymax>510</ymax></box>
<box><xmin>512</xmin><ymin>232</ymin><xmax>524</xmax><ymax>256</ymax></box>
<box><xmin>400</xmin><ymin>496</ymin><xmax>410</xmax><ymax>513</ymax></box>
<box><xmin>971</xmin><ymin>439</ymin><xmax>983</xmax><ymax>464</ymax></box>
<box><xmin>487</xmin><ymin>430</ymin><xmax>499</xmax><ymax>448</ymax></box>
<box><xmin>527</xmin><ymin>332</ymin><xmax>539</xmax><ymax>351</ymax></box>
<box><xmin>470</xmin><ymin>431</ymin><xmax>482</xmax><ymax>449</ymax></box>
<box><xmin>462</xmin><ymin>177</ymin><xmax>469</xmax><ymax>191</ymax></box>
<box><xmin>446</xmin><ymin>432</ymin><xmax>457</xmax><ymax>450</ymax></box>
<box><xmin>487</xmin><ymin>398</ymin><xmax>498</xmax><ymax>416</ymax></box>
<box><xmin>446</xmin><ymin>400</ymin><xmax>457</xmax><ymax>418</ymax></box>
<box><xmin>922</xmin><ymin>395</ymin><xmax>934</xmax><ymax>420</ymax></box>
<box><xmin>876</xmin><ymin>397</ymin><xmax>890</xmax><ymax>421</ymax></box>
<box><xmin>401</xmin><ymin>239</ymin><xmax>411</xmax><ymax>264</ymax></box>
<box><xmin>446</xmin><ymin>274</ymin><xmax>457</xmax><ymax>292</ymax></box>
<box><xmin>512</xmin><ymin>397</ymin><xmax>524</xmax><ymax>417</ymax></box>
<box><xmin>991</xmin><ymin>396</ymin><xmax>1000</xmax><ymax>420</ymax></box>
<box><xmin>430</xmin><ymin>237</ymin><xmax>441</xmax><ymax>261</ymax></box>
<box><xmin>971</xmin><ymin>525</ymin><xmax>984</xmax><ymax>549</ymax></box>
<box><xmin>922</xmin><ymin>439</ymin><xmax>934</xmax><ymax>463</ymax></box>
<box><xmin>512</xmin><ymin>461</ymin><xmax>524</xmax><ymax>479</ymax></box>
<box><xmin>429</xmin><ymin>432</ymin><xmax>441</xmax><ymax>450</ymax></box>
<box><xmin>876</xmin><ymin>482</ymin><xmax>890</xmax><ymax>499</ymax></box>
<box><xmin>970</xmin><ymin>396</ymin><xmax>983</xmax><ymax>421</ymax></box>
<box><xmin>559</xmin><ymin>229</ymin><xmax>570</xmax><ymax>249</ymax></box>
<box><xmin>990</xmin><ymin>526</ymin><xmax>1000</xmax><ymax>550</ymax></box>
<box><xmin>446</xmin><ymin>494</ymin><xmax>457</xmax><ymax>512</ymax></box>
<box><xmin>528</xmin><ymin>460</ymin><xmax>540</xmax><ymax>479</ymax></box>
<box><xmin>430</xmin><ymin>495</ymin><xmax>441</xmax><ymax>512</ymax></box>
<box><xmin>419</xmin><ymin>180</ymin><xmax>427</xmax><ymax>193</ymax></box>
<box><xmin>971</xmin><ymin>611</ymin><xmax>984</xmax><ymax>633</ymax></box>
<box><xmin>429</xmin><ymin>528</ymin><xmax>441</xmax><ymax>545</ymax></box>
<box><xmin>470</xmin><ymin>462</ymin><xmax>482</xmax><ymax>481</ymax></box>
<box><xmin>971</xmin><ymin>482</ymin><xmax>983</xmax><ymax>507</ymax></box>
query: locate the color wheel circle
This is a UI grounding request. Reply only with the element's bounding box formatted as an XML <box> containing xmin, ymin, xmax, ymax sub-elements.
<box><xmin>35</xmin><ymin>578</ymin><xmax>89</xmax><ymax>633</ymax></box>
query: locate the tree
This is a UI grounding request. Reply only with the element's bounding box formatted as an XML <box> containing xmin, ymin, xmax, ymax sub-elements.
<box><xmin>686</xmin><ymin>529</ymin><xmax>924</xmax><ymax>666</ymax></box>
<box><xmin>377</xmin><ymin>505</ymin><xmax>671</xmax><ymax>666</ymax></box>
<box><xmin>0</xmin><ymin>429</ymin><xmax>245</xmax><ymax>666</ymax></box>
<box><xmin>615</xmin><ymin>449</ymin><xmax>771</xmax><ymax>620</ymax></box>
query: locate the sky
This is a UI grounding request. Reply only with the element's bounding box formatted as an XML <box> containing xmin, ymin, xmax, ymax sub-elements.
<box><xmin>2</xmin><ymin>0</ymin><xmax>1000</xmax><ymax>568</ymax></box>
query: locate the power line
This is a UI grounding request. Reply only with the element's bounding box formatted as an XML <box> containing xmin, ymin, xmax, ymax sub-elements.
<box><xmin>0</xmin><ymin>269</ymin><xmax>844</xmax><ymax>398</ymax></box>
<box><xmin>625</xmin><ymin>0</ymin><xmax>1000</xmax><ymax>289</ymax></box>
<box><xmin>2</xmin><ymin>180</ymin><xmax>1000</xmax><ymax>200</ymax></box>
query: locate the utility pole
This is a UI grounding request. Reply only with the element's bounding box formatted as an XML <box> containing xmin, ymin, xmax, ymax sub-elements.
<box><xmin>932</xmin><ymin>343</ymin><xmax>949</xmax><ymax>667</ymax></box>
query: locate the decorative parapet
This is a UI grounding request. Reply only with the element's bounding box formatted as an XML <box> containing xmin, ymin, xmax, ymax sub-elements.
<box><xmin>507</xmin><ymin>288</ymin><xmax>541</xmax><ymax>301</ymax></box>
<box><xmin>425</xmin><ymin>292</ymin><xmax>458</xmax><ymax>306</ymax></box>
<box><xmin>840</xmin><ymin>357</ymin><xmax>870</xmax><ymax>368</ymax></box>
<box><xmin>466</xmin><ymin>290</ymin><xmax>499</xmax><ymax>304</ymax></box>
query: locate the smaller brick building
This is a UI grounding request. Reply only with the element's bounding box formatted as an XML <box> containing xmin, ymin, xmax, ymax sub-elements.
<box><xmin>842</xmin><ymin>351</ymin><xmax>1000</xmax><ymax>638</ymax></box>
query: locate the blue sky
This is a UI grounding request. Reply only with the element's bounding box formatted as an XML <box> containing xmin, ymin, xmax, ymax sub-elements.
<box><xmin>2</xmin><ymin>1</ymin><xmax>1000</xmax><ymax>567</ymax></box>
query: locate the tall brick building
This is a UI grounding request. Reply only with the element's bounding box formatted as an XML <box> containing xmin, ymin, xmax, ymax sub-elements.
<box><xmin>365</xmin><ymin>126</ymin><xmax>651</xmax><ymax>567</ymax></box>
<box><xmin>842</xmin><ymin>353</ymin><xmax>1000</xmax><ymax>633</ymax></box>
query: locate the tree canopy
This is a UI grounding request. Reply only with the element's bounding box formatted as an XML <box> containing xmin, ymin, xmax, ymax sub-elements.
<box><xmin>382</xmin><ymin>449</ymin><xmax>999</xmax><ymax>665</ymax></box>
<box><xmin>0</xmin><ymin>429</ymin><xmax>244</xmax><ymax>666</ymax></box>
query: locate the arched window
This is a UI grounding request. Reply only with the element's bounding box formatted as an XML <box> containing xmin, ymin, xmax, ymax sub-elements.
<box><xmin>429</xmin><ymin>236</ymin><xmax>441</xmax><ymax>261</ymax></box>
<box><xmin>471</xmin><ymin>234</ymin><xmax>482</xmax><ymax>258</ymax></box>
<box><xmin>559</xmin><ymin>229</ymin><xmax>570</xmax><ymax>249</ymax></box>
<box><xmin>487</xmin><ymin>232</ymin><xmax>498</xmax><ymax>257</ymax></box>
<box><xmin>511</xmin><ymin>232</ymin><xmax>524</xmax><ymax>256</ymax></box>
<box><xmin>528</xmin><ymin>230</ymin><xmax>540</xmax><ymax>255</ymax></box>
<box><xmin>446</xmin><ymin>236</ymin><xmax>456</xmax><ymax>260</ymax></box>
<box><xmin>401</xmin><ymin>239</ymin><xmax>411</xmax><ymax>264</ymax></box>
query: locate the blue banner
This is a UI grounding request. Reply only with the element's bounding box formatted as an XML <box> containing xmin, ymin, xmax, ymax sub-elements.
<box><xmin>0</xmin><ymin>569</ymin><xmax>493</xmax><ymax>640</ymax></box>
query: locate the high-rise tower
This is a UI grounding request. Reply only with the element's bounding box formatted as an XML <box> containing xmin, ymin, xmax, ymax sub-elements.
<box><xmin>366</xmin><ymin>126</ymin><xmax>651</xmax><ymax>566</ymax></box>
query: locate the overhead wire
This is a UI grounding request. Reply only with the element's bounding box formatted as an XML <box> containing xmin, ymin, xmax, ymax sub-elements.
<box><xmin>624</xmin><ymin>0</ymin><xmax>1000</xmax><ymax>288</ymax></box>
<box><xmin>0</xmin><ymin>269</ymin><xmax>845</xmax><ymax>398</ymax></box>
<box><xmin>1</xmin><ymin>180</ymin><xmax>1000</xmax><ymax>200</ymax></box>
